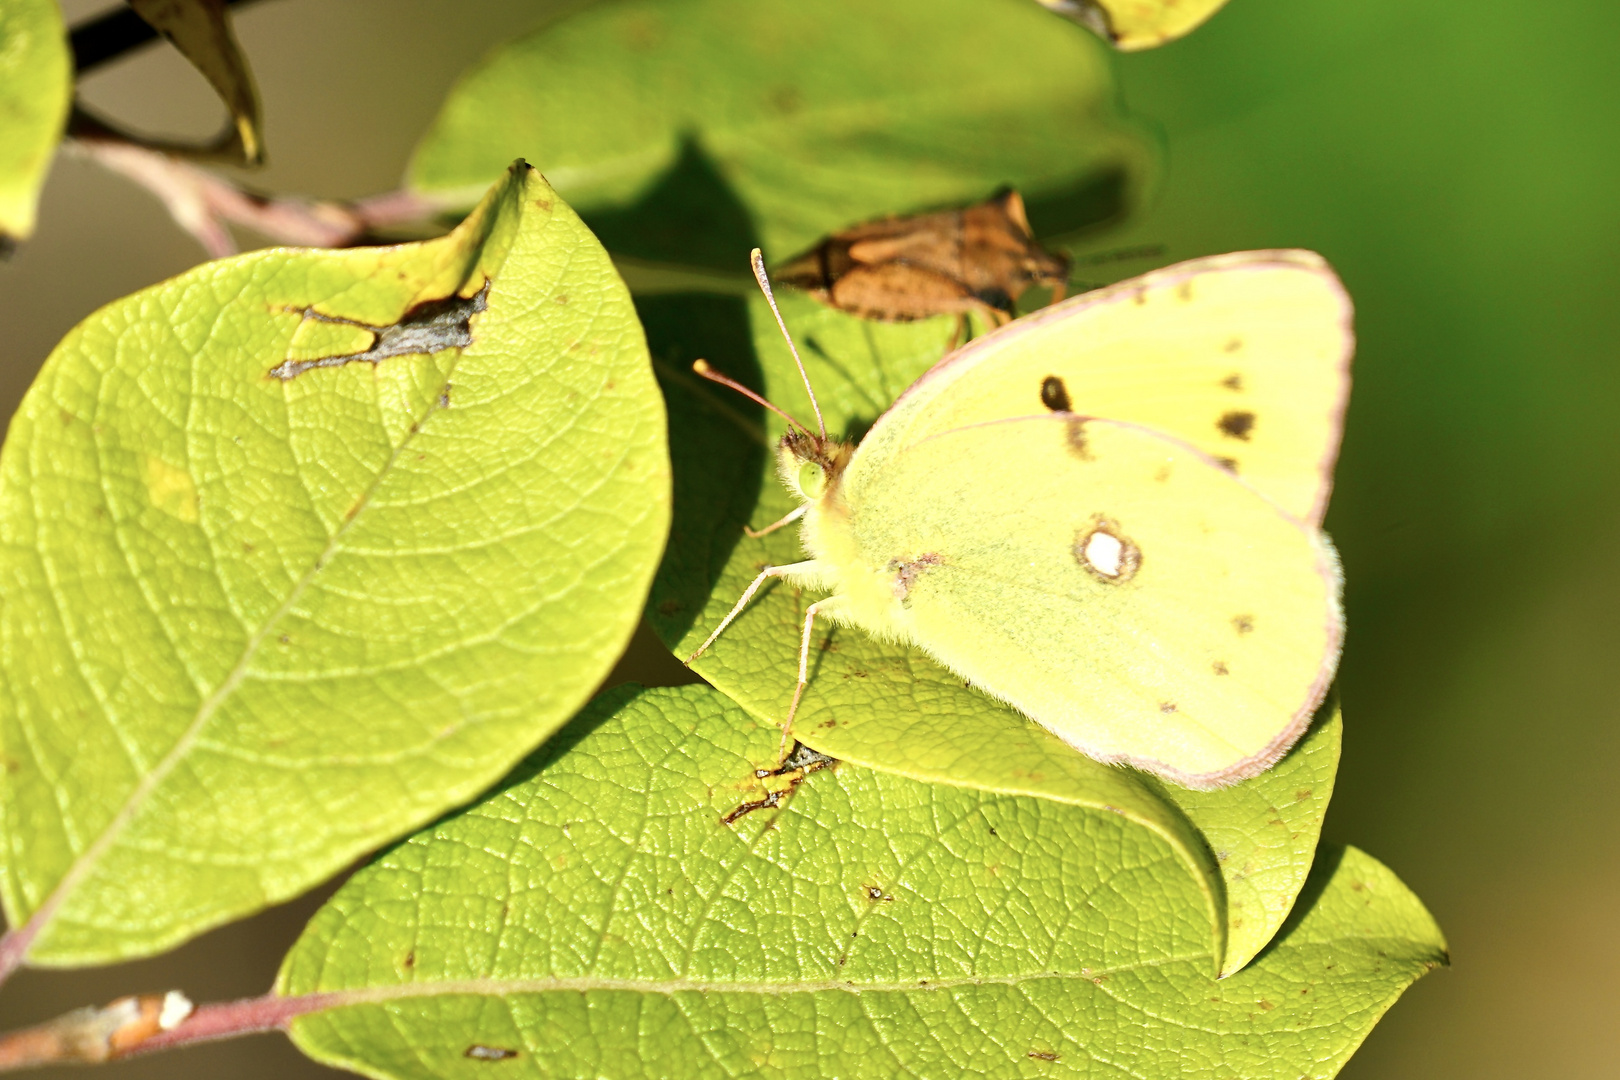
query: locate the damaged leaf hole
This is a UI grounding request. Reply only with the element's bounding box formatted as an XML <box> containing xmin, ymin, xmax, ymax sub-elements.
<box><xmin>270</xmin><ymin>280</ymin><xmax>490</xmax><ymax>380</ymax></box>
<box><xmin>464</xmin><ymin>1045</ymin><xmax>520</xmax><ymax>1062</ymax></box>
<box><xmin>722</xmin><ymin>742</ymin><xmax>837</xmax><ymax>824</ymax></box>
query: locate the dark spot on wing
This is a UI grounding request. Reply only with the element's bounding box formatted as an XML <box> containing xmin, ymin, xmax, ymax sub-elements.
<box><xmin>1223</xmin><ymin>336</ymin><xmax>1243</xmax><ymax>353</ymax></box>
<box><xmin>1215</xmin><ymin>456</ymin><xmax>1239</xmax><ymax>473</ymax></box>
<box><xmin>1132</xmin><ymin>287</ymin><xmax>1147</xmax><ymax>305</ymax></box>
<box><xmin>1212</xmin><ymin>660</ymin><xmax>1230</xmax><ymax>675</ymax></box>
<box><xmin>1040</xmin><ymin>375</ymin><xmax>1072</xmax><ymax>412</ymax></box>
<box><xmin>1232</xmin><ymin>614</ymin><xmax>1255</xmax><ymax>634</ymax></box>
<box><xmin>1221</xmin><ymin>372</ymin><xmax>1244</xmax><ymax>391</ymax></box>
<box><xmin>1218</xmin><ymin>410</ymin><xmax>1256</xmax><ymax>441</ymax></box>
<box><xmin>1177</xmin><ymin>280</ymin><xmax>1193</xmax><ymax>301</ymax></box>
<box><xmin>464</xmin><ymin>1046</ymin><xmax>519</xmax><ymax>1061</ymax></box>
<box><xmin>1159</xmin><ymin>701</ymin><xmax>1178</xmax><ymax>714</ymax></box>
<box><xmin>270</xmin><ymin>280</ymin><xmax>491</xmax><ymax>380</ymax></box>
<box><xmin>1065</xmin><ymin>418</ymin><xmax>1091</xmax><ymax>459</ymax></box>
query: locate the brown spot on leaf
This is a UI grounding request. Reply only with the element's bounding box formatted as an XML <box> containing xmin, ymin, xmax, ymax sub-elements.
<box><xmin>1028</xmin><ymin>1051</ymin><xmax>1061</xmax><ymax>1062</ymax></box>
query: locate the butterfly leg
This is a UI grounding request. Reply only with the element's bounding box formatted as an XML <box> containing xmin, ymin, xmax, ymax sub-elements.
<box><xmin>684</xmin><ymin>560</ymin><xmax>822</xmax><ymax>664</ymax></box>
<box><xmin>777</xmin><ymin>595</ymin><xmax>847</xmax><ymax>761</ymax></box>
<box><xmin>743</xmin><ymin>503</ymin><xmax>808</xmax><ymax>539</ymax></box>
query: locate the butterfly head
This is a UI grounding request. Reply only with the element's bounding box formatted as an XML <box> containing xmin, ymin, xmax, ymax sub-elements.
<box><xmin>778</xmin><ymin>430</ymin><xmax>852</xmax><ymax>503</ymax></box>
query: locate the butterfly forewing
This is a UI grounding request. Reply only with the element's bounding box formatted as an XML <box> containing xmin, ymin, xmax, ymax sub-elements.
<box><xmin>858</xmin><ymin>251</ymin><xmax>1351</xmax><ymax>525</ymax></box>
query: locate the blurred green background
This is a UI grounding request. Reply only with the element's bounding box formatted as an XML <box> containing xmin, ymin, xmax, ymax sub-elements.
<box><xmin>2</xmin><ymin>0</ymin><xmax>1617</xmax><ymax>1076</ymax></box>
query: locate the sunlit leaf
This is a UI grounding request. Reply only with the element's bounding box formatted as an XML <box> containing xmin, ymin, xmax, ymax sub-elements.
<box><xmin>280</xmin><ymin>684</ymin><xmax>1445</xmax><ymax>1080</ymax></box>
<box><xmin>0</xmin><ymin>162</ymin><xmax>670</xmax><ymax>966</ymax></box>
<box><xmin>0</xmin><ymin>0</ymin><xmax>71</xmax><ymax>241</ymax></box>
<box><xmin>408</xmin><ymin>0</ymin><xmax>1150</xmax><ymax>265</ymax></box>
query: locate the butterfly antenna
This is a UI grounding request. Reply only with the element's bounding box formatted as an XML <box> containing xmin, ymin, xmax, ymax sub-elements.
<box><xmin>751</xmin><ymin>248</ymin><xmax>827</xmax><ymax>439</ymax></box>
<box><xmin>692</xmin><ymin>360</ymin><xmax>814</xmax><ymax>438</ymax></box>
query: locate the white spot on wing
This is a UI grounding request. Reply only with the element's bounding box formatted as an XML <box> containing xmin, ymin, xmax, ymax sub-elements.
<box><xmin>1074</xmin><ymin>517</ymin><xmax>1141</xmax><ymax>583</ymax></box>
<box><xmin>1084</xmin><ymin>531</ymin><xmax>1124</xmax><ymax>577</ymax></box>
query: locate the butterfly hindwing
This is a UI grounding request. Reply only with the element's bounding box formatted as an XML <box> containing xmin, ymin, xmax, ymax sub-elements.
<box><xmin>838</xmin><ymin>414</ymin><xmax>1341</xmax><ymax>787</ymax></box>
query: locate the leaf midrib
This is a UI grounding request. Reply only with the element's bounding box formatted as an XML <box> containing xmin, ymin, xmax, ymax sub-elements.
<box><xmin>290</xmin><ymin>951</ymin><xmax>1219</xmax><ymax>1006</ymax></box>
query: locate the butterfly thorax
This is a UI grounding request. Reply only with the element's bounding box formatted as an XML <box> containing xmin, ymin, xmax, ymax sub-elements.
<box><xmin>776</xmin><ymin>431</ymin><xmax>916</xmax><ymax>641</ymax></box>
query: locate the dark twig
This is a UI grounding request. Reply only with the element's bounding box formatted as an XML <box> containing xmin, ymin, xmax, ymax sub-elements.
<box><xmin>71</xmin><ymin>0</ymin><xmax>273</xmax><ymax>75</ymax></box>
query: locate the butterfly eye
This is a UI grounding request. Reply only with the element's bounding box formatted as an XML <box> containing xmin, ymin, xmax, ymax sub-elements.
<box><xmin>797</xmin><ymin>461</ymin><xmax>828</xmax><ymax>499</ymax></box>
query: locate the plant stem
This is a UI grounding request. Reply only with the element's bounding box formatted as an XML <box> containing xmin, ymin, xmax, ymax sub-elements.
<box><xmin>0</xmin><ymin>990</ymin><xmax>335</xmax><ymax>1070</ymax></box>
<box><xmin>67</xmin><ymin>135</ymin><xmax>451</xmax><ymax>258</ymax></box>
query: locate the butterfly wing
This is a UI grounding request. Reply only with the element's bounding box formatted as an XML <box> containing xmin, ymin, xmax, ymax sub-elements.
<box><xmin>856</xmin><ymin>251</ymin><xmax>1352</xmax><ymax>525</ymax></box>
<box><xmin>839</xmin><ymin>414</ymin><xmax>1340</xmax><ymax>788</ymax></box>
<box><xmin>1039</xmin><ymin>0</ymin><xmax>1234</xmax><ymax>52</ymax></box>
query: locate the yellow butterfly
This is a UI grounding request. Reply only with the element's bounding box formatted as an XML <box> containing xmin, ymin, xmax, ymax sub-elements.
<box><xmin>1037</xmin><ymin>0</ymin><xmax>1233</xmax><ymax>51</ymax></box>
<box><xmin>690</xmin><ymin>249</ymin><xmax>1349</xmax><ymax>788</ymax></box>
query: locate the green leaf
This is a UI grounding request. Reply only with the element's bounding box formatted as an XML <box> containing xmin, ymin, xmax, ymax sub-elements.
<box><xmin>0</xmin><ymin>0</ymin><xmax>71</xmax><ymax>241</ymax></box>
<box><xmin>644</xmin><ymin>290</ymin><xmax>1337</xmax><ymax>974</ymax></box>
<box><xmin>407</xmin><ymin>0</ymin><xmax>1150</xmax><ymax>264</ymax></box>
<box><xmin>0</xmin><ymin>162</ymin><xmax>670</xmax><ymax>966</ymax></box>
<box><xmin>280</xmin><ymin>684</ymin><xmax>1445</xmax><ymax>1080</ymax></box>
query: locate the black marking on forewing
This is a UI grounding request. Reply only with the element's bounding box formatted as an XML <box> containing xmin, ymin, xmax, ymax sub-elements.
<box><xmin>271</xmin><ymin>280</ymin><xmax>491</xmax><ymax>380</ymax></box>
<box><xmin>1217</xmin><ymin>410</ymin><xmax>1256</xmax><ymax>441</ymax></box>
<box><xmin>1040</xmin><ymin>375</ymin><xmax>1072</xmax><ymax>413</ymax></box>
